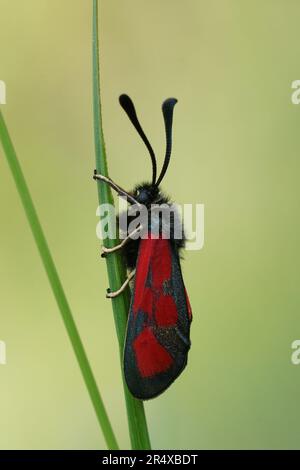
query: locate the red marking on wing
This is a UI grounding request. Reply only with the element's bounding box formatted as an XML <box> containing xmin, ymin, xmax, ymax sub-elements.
<box><xmin>133</xmin><ymin>237</ymin><xmax>172</xmax><ymax>316</ymax></box>
<box><xmin>139</xmin><ymin>287</ymin><xmax>153</xmax><ymax>316</ymax></box>
<box><xmin>155</xmin><ymin>295</ymin><xmax>178</xmax><ymax>326</ymax></box>
<box><xmin>184</xmin><ymin>288</ymin><xmax>192</xmax><ymax>319</ymax></box>
<box><xmin>133</xmin><ymin>237</ymin><xmax>190</xmax><ymax>326</ymax></box>
<box><xmin>133</xmin><ymin>328</ymin><xmax>173</xmax><ymax>378</ymax></box>
<box><xmin>133</xmin><ymin>237</ymin><xmax>153</xmax><ymax>315</ymax></box>
<box><xmin>151</xmin><ymin>238</ymin><xmax>172</xmax><ymax>289</ymax></box>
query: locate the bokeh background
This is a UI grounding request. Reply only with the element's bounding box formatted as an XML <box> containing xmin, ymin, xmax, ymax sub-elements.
<box><xmin>0</xmin><ymin>0</ymin><xmax>300</xmax><ymax>450</ymax></box>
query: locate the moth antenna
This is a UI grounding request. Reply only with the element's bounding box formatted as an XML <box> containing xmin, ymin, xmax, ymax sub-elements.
<box><xmin>119</xmin><ymin>94</ymin><xmax>157</xmax><ymax>185</ymax></box>
<box><xmin>155</xmin><ymin>98</ymin><xmax>178</xmax><ymax>187</ymax></box>
<box><xmin>155</xmin><ymin>98</ymin><xmax>177</xmax><ymax>186</ymax></box>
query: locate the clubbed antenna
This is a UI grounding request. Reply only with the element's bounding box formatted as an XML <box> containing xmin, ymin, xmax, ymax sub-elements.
<box><xmin>119</xmin><ymin>94</ymin><xmax>157</xmax><ymax>185</ymax></box>
<box><xmin>155</xmin><ymin>98</ymin><xmax>178</xmax><ymax>186</ymax></box>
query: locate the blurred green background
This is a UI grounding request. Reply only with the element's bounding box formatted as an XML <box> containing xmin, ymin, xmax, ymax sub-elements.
<box><xmin>0</xmin><ymin>0</ymin><xmax>300</xmax><ymax>450</ymax></box>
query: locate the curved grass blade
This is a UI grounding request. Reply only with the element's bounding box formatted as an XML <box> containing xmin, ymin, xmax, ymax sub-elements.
<box><xmin>0</xmin><ymin>110</ymin><xmax>119</xmax><ymax>450</ymax></box>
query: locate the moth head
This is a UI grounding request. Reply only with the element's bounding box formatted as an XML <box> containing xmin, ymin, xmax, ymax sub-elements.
<box><xmin>133</xmin><ymin>183</ymin><xmax>160</xmax><ymax>205</ymax></box>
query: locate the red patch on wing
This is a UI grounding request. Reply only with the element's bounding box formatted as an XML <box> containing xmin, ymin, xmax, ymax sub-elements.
<box><xmin>151</xmin><ymin>238</ymin><xmax>172</xmax><ymax>288</ymax></box>
<box><xmin>133</xmin><ymin>237</ymin><xmax>153</xmax><ymax>315</ymax></box>
<box><xmin>155</xmin><ymin>295</ymin><xmax>178</xmax><ymax>326</ymax></box>
<box><xmin>139</xmin><ymin>287</ymin><xmax>153</xmax><ymax>317</ymax></box>
<box><xmin>133</xmin><ymin>237</ymin><xmax>172</xmax><ymax>316</ymax></box>
<box><xmin>133</xmin><ymin>328</ymin><xmax>173</xmax><ymax>378</ymax></box>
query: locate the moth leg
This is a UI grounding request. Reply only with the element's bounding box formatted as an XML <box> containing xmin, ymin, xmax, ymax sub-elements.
<box><xmin>93</xmin><ymin>170</ymin><xmax>140</xmax><ymax>206</ymax></box>
<box><xmin>101</xmin><ymin>226</ymin><xmax>143</xmax><ymax>257</ymax></box>
<box><xmin>106</xmin><ymin>270</ymin><xmax>136</xmax><ymax>299</ymax></box>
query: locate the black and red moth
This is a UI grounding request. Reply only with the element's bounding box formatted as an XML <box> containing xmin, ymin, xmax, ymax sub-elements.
<box><xmin>94</xmin><ymin>94</ymin><xmax>192</xmax><ymax>400</ymax></box>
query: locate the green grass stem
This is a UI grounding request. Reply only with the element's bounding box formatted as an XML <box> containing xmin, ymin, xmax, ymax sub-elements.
<box><xmin>92</xmin><ymin>0</ymin><xmax>151</xmax><ymax>450</ymax></box>
<box><xmin>0</xmin><ymin>110</ymin><xmax>118</xmax><ymax>450</ymax></box>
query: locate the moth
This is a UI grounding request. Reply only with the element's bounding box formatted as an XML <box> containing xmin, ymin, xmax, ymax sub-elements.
<box><xmin>94</xmin><ymin>94</ymin><xmax>192</xmax><ymax>399</ymax></box>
